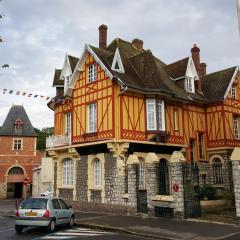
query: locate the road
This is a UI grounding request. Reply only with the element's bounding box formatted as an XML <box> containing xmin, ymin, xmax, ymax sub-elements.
<box><xmin>0</xmin><ymin>216</ymin><xmax>151</xmax><ymax>240</ymax></box>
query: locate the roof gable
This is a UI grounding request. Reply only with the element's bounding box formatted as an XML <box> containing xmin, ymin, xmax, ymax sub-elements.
<box><xmin>202</xmin><ymin>66</ymin><xmax>238</xmax><ymax>101</ymax></box>
<box><xmin>111</xmin><ymin>48</ymin><xmax>125</xmax><ymax>73</ymax></box>
<box><xmin>0</xmin><ymin>105</ymin><xmax>36</xmax><ymax>137</ymax></box>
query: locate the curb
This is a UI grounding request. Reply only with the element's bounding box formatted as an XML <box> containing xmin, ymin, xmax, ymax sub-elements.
<box><xmin>75</xmin><ymin>221</ymin><xmax>179</xmax><ymax>240</ymax></box>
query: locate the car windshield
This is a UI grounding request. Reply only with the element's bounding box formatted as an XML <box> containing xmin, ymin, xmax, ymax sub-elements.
<box><xmin>20</xmin><ymin>198</ymin><xmax>48</xmax><ymax>209</ymax></box>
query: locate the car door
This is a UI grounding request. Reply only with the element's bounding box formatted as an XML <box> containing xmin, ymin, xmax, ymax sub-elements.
<box><xmin>58</xmin><ymin>199</ymin><xmax>72</xmax><ymax>224</ymax></box>
<box><xmin>51</xmin><ymin>199</ymin><xmax>62</xmax><ymax>225</ymax></box>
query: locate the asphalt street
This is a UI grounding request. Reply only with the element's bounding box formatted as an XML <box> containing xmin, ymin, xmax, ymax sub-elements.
<box><xmin>0</xmin><ymin>216</ymin><xmax>152</xmax><ymax>240</ymax></box>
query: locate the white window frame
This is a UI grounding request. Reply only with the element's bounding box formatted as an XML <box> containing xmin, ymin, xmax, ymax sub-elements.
<box><xmin>62</xmin><ymin>159</ymin><xmax>73</xmax><ymax>187</ymax></box>
<box><xmin>88</xmin><ymin>103</ymin><xmax>97</xmax><ymax>133</ymax></box>
<box><xmin>94</xmin><ymin>160</ymin><xmax>101</xmax><ymax>188</ymax></box>
<box><xmin>65</xmin><ymin>112</ymin><xmax>72</xmax><ymax>135</ymax></box>
<box><xmin>212</xmin><ymin>158</ymin><xmax>224</xmax><ymax>185</ymax></box>
<box><xmin>185</xmin><ymin>77</ymin><xmax>194</xmax><ymax>93</ymax></box>
<box><xmin>157</xmin><ymin>100</ymin><xmax>165</xmax><ymax>131</ymax></box>
<box><xmin>88</xmin><ymin>64</ymin><xmax>97</xmax><ymax>83</ymax></box>
<box><xmin>146</xmin><ymin>99</ymin><xmax>157</xmax><ymax>131</ymax></box>
<box><xmin>13</xmin><ymin>138</ymin><xmax>23</xmax><ymax>150</ymax></box>
<box><xmin>233</xmin><ymin>115</ymin><xmax>239</xmax><ymax>139</ymax></box>
<box><xmin>231</xmin><ymin>87</ymin><xmax>237</xmax><ymax>99</ymax></box>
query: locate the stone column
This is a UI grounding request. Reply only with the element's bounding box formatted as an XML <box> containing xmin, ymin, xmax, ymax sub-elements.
<box><xmin>230</xmin><ymin>147</ymin><xmax>240</xmax><ymax>217</ymax></box>
<box><xmin>127</xmin><ymin>164</ymin><xmax>137</xmax><ymax>208</ymax></box>
<box><xmin>169</xmin><ymin>151</ymin><xmax>186</xmax><ymax>218</ymax></box>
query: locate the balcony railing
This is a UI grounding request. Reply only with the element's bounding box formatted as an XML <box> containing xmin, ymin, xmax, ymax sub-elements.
<box><xmin>46</xmin><ymin>134</ymin><xmax>71</xmax><ymax>149</ymax></box>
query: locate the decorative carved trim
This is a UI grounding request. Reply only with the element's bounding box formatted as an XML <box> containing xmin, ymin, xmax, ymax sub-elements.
<box><xmin>48</xmin><ymin>150</ymin><xmax>58</xmax><ymax>159</ymax></box>
<box><xmin>107</xmin><ymin>142</ymin><xmax>129</xmax><ymax>158</ymax></box>
<box><xmin>68</xmin><ymin>148</ymin><xmax>80</xmax><ymax>159</ymax></box>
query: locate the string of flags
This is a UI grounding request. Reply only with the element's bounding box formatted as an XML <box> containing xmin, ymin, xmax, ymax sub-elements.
<box><xmin>0</xmin><ymin>88</ymin><xmax>68</xmax><ymax>104</ymax></box>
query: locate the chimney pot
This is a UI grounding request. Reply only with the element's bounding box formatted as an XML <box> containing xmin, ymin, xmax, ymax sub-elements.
<box><xmin>132</xmin><ymin>38</ymin><xmax>144</xmax><ymax>51</ymax></box>
<box><xmin>191</xmin><ymin>43</ymin><xmax>201</xmax><ymax>73</ymax></box>
<box><xmin>99</xmin><ymin>24</ymin><xmax>108</xmax><ymax>49</ymax></box>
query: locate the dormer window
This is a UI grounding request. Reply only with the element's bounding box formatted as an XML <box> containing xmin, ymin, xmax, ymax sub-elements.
<box><xmin>14</xmin><ymin>119</ymin><xmax>23</xmax><ymax>135</ymax></box>
<box><xmin>88</xmin><ymin>64</ymin><xmax>97</xmax><ymax>83</ymax></box>
<box><xmin>231</xmin><ymin>87</ymin><xmax>237</xmax><ymax>99</ymax></box>
<box><xmin>111</xmin><ymin>48</ymin><xmax>125</xmax><ymax>73</ymax></box>
<box><xmin>185</xmin><ymin>77</ymin><xmax>194</xmax><ymax>93</ymax></box>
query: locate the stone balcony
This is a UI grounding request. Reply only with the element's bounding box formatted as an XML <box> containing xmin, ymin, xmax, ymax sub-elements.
<box><xmin>46</xmin><ymin>134</ymin><xmax>71</xmax><ymax>149</ymax></box>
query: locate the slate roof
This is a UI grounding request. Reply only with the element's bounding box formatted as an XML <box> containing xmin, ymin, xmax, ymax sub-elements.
<box><xmin>201</xmin><ymin>66</ymin><xmax>238</xmax><ymax>101</ymax></box>
<box><xmin>0</xmin><ymin>105</ymin><xmax>36</xmax><ymax>137</ymax></box>
<box><xmin>90</xmin><ymin>38</ymin><xmax>206</xmax><ymax>102</ymax></box>
<box><xmin>165</xmin><ymin>57</ymin><xmax>189</xmax><ymax>79</ymax></box>
<box><xmin>68</xmin><ymin>55</ymin><xmax>79</xmax><ymax>72</ymax></box>
<box><xmin>52</xmin><ymin>69</ymin><xmax>63</xmax><ymax>86</ymax></box>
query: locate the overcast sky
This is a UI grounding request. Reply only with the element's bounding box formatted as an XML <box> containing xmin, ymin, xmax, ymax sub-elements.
<box><xmin>0</xmin><ymin>0</ymin><xmax>239</xmax><ymax>129</ymax></box>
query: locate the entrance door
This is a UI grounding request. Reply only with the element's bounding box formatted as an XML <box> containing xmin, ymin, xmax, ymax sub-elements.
<box><xmin>136</xmin><ymin>165</ymin><xmax>148</xmax><ymax>214</ymax></box>
<box><xmin>14</xmin><ymin>183</ymin><xmax>23</xmax><ymax>198</ymax></box>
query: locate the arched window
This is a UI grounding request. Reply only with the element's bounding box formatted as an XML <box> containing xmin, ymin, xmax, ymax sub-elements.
<box><xmin>157</xmin><ymin>159</ymin><xmax>170</xmax><ymax>195</ymax></box>
<box><xmin>139</xmin><ymin>159</ymin><xmax>145</xmax><ymax>189</ymax></box>
<box><xmin>14</xmin><ymin>119</ymin><xmax>23</xmax><ymax>135</ymax></box>
<box><xmin>62</xmin><ymin>158</ymin><xmax>73</xmax><ymax>186</ymax></box>
<box><xmin>94</xmin><ymin>160</ymin><xmax>101</xmax><ymax>187</ymax></box>
<box><xmin>8</xmin><ymin>167</ymin><xmax>24</xmax><ymax>175</ymax></box>
<box><xmin>212</xmin><ymin>158</ymin><xmax>223</xmax><ymax>185</ymax></box>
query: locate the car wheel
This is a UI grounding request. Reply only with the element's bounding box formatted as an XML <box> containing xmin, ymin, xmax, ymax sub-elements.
<box><xmin>15</xmin><ymin>225</ymin><xmax>24</xmax><ymax>234</ymax></box>
<box><xmin>69</xmin><ymin>216</ymin><xmax>74</xmax><ymax>227</ymax></box>
<box><xmin>47</xmin><ymin>219</ymin><xmax>55</xmax><ymax>233</ymax></box>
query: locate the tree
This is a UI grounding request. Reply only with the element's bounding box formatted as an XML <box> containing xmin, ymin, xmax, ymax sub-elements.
<box><xmin>35</xmin><ymin>127</ymin><xmax>54</xmax><ymax>150</ymax></box>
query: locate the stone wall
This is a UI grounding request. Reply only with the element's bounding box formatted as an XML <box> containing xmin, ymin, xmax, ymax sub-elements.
<box><xmin>0</xmin><ymin>183</ymin><xmax>7</xmax><ymax>199</ymax></box>
<box><xmin>75</xmin><ymin>155</ymin><xmax>88</xmax><ymax>201</ymax></box>
<box><xmin>90</xmin><ymin>190</ymin><xmax>101</xmax><ymax>202</ymax></box>
<box><xmin>53</xmin><ymin>162</ymin><xmax>57</xmax><ymax>197</ymax></box>
<box><xmin>59</xmin><ymin>188</ymin><xmax>73</xmax><ymax>201</ymax></box>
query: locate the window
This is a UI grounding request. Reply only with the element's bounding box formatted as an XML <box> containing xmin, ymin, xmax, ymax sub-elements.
<box><xmin>157</xmin><ymin>100</ymin><xmax>165</xmax><ymax>131</ymax></box>
<box><xmin>8</xmin><ymin>167</ymin><xmax>24</xmax><ymax>175</ymax></box>
<box><xmin>233</xmin><ymin>115</ymin><xmax>239</xmax><ymax>139</ymax></box>
<box><xmin>21</xmin><ymin>198</ymin><xmax>48</xmax><ymax>210</ymax></box>
<box><xmin>52</xmin><ymin>199</ymin><xmax>61</xmax><ymax>209</ymax></box>
<box><xmin>185</xmin><ymin>77</ymin><xmax>194</xmax><ymax>93</ymax></box>
<box><xmin>146</xmin><ymin>99</ymin><xmax>165</xmax><ymax>131</ymax></box>
<box><xmin>189</xmin><ymin>139</ymin><xmax>195</xmax><ymax>163</ymax></box>
<box><xmin>88</xmin><ymin>64</ymin><xmax>97</xmax><ymax>83</ymax></box>
<box><xmin>146</xmin><ymin>99</ymin><xmax>157</xmax><ymax>130</ymax></box>
<box><xmin>231</xmin><ymin>87</ymin><xmax>237</xmax><ymax>99</ymax></box>
<box><xmin>173</xmin><ymin>109</ymin><xmax>179</xmax><ymax>131</ymax></box>
<box><xmin>212</xmin><ymin>158</ymin><xmax>223</xmax><ymax>185</ymax></box>
<box><xmin>13</xmin><ymin>139</ymin><xmax>22</xmax><ymax>150</ymax></box>
<box><xmin>198</xmin><ymin>133</ymin><xmax>205</xmax><ymax>160</ymax></box>
<box><xmin>157</xmin><ymin>159</ymin><xmax>170</xmax><ymax>195</ymax></box>
<box><xmin>65</xmin><ymin>112</ymin><xmax>72</xmax><ymax>135</ymax></box>
<box><xmin>94</xmin><ymin>160</ymin><xmax>101</xmax><ymax>187</ymax></box>
<box><xmin>59</xmin><ymin>199</ymin><xmax>69</xmax><ymax>209</ymax></box>
<box><xmin>62</xmin><ymin>158</ymin><xmax>73</xmax><ymax>187</ymax></box>
<box><xmin>88</xmin><ymin>103</ymin><xmax>97</xmax><ymax>133</ymax></box>
<box><xmin>14</xmin><ymin>119</ymin><xmax>23</xmax><ymax>135</ymax></box>
<box><xmin>139</xmin><ymin>160</ymin><xmax>145</xmax><ymax>189</ymax></box>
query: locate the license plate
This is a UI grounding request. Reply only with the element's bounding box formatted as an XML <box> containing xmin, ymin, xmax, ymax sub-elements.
<box><xmin>25</xmin><ymin>211</ymin><xmax>37</xmax><ymax>216</ymax></box>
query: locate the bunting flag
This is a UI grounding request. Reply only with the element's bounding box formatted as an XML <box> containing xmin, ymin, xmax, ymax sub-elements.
<box><xmin>0</xmin><ymin>87</ymin><xmax>67</xmax><ymax>104</ymax></box>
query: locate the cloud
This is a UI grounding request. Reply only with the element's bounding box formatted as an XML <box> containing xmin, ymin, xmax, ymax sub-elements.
<box><xmin>0</xmin><ymin>0</ymin><xmax>239</xmax><ymax>128</ymax></box>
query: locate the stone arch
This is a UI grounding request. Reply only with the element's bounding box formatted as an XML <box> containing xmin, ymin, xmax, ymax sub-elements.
<box><xmin>210</xmin><ymin>155</ymin><xmax>224</xmax><ymax>185</ymax></box>
<box><xmin>6</xmin><ymin>164</ymin><xmax>26</xmax><ymax>177</ymax></box>
<box><xmin>157</xmin><ymin>158</ymin><xmax>170</xmax><ymax>195</ymax></box>
<box><xmin>210</xmin><ymin>154</ymin><xmax>224</xmax><ymax>164</ymax></box>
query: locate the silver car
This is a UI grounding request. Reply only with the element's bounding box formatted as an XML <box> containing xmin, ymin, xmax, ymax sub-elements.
<box><xmin>15</xmin><ymin>197</ymin><xmax>74</xmax><ymax>233</ymax></box>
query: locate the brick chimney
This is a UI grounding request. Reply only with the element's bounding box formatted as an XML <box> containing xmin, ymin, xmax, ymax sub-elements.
<box><xmin>99</xmin><ymin>24</ymin><xmax>108</xmax><ymax>49</ymax></box>
<box><xmin>132</xmin><ymin>38</ymin><xmax>144</xmax><ymax>51</ymax></box>
<box><xmin>191</xmin><ymin>44</ymin><xmax>201</xmax><ymax>75</ymax></box>
<box><xmin>200</xmin><ymin>62</ymin><xmax>207</xmax><ymax>78</ymax></box>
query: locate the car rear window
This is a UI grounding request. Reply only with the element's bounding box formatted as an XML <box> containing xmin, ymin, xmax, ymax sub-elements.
<box><xmin>20</xmin><ymin>198</ymin><xmax>48</xmax><ymax>209</ymax></box>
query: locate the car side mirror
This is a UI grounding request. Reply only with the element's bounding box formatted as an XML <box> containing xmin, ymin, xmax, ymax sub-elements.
<box><xmin>68</xmin><ymin>205</ymin><xmax>72</xmax><ymax>209</ymax></box>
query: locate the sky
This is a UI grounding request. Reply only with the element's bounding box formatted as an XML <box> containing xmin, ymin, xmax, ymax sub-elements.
<box><xmin>0</xmin><ymin>0</ymin><xmax>239</xmax><ymax>129</ymax></box>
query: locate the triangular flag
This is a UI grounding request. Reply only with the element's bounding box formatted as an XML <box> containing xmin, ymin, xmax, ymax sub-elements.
<box><xmin>16</xmin><ymin>91</ymin><xmax>20</xmax><ymax>95</ymax></box>
<box><xmin>9</xmin><ymin>90</ymin><xmax>13</xmax><ymax>94</ymax></box>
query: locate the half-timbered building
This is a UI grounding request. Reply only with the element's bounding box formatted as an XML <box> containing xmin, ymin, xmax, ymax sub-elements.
<box><xmin>47</xmin><ymin>25</ymin><xmax>239</xmax><ymax>217</ymax></box>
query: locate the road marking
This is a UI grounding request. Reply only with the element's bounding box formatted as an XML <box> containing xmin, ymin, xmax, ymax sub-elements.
<box><xmin>40</xmin><ymin>227</ymin><xmax>114</xmax><ymax>239</ymax></box>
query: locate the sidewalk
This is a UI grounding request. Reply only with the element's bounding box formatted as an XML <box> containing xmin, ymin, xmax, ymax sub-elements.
<box><xmin>75</xmin><ymin>211</ymin><xmax>240</xmax><ymax>240</ymax></box>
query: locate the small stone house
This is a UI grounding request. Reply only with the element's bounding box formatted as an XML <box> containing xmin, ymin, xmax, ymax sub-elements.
<box><xmin>46</xmin><ymin>25</ymin><xmax>239</xmax><ymax>218</ymax></box>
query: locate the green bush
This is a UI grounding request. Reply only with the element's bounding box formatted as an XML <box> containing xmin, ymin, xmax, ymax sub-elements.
<box><xmin>200</xmin><ymin>185</ymin><xmax>217</xmax><ymax>200</ymax></box>
<box><xmin>223</xmin><ymin>190</ymin><xmax>234</xmax><ymax>201</ymax></box>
